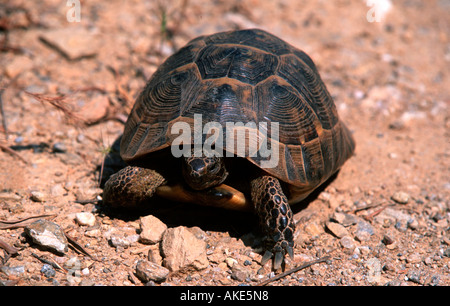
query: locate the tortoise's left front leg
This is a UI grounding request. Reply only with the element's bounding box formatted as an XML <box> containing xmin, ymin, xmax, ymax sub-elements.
<box><xmin>103</xmin><ymin>166</ymin><xmax>166</xmax><ymax>208</ymax></box>
<box><xmin>250</xmin><ymin>175</ymin><xmax>295</xmax><ymax>270</ymax></box>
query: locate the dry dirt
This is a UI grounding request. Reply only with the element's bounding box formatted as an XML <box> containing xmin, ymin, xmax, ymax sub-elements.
<box><xmin>0</xmin><ymin>0</ymin><xmax>449</xmax><ymax>287</ymax></box>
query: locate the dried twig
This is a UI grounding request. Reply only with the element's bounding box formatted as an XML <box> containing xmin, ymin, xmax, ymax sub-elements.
<box><xmin>0</xmin><ymin>214</ymin><xmax>56</xmax><ymax>230</ymax></box>
<box><xmin>0</xmin><ymin>238</ymin><xmax>18</xmax><ymax>256</ymax></box>
<box><xmin>0</xmin><ymin>87</ymin><xmax>7</xmax><ymax>137</ymax></box>
<box><xmin>256</xmin><ymin>256</ymin><xmax>330</xmax><ymax>286</ymax></box>
<box><xmin>31</xmin><ymin>252</ymin><xmax>67</xmax><ymax>273</ymax></box>
<box><xmin>64</xmin><ymin>231</ymin><xmax>95</xmax><ymax>259</ymax></box>
<box><xmin>0</xmin><ymin>141</ymin><xmax>28</xmax><ymax>164</ymax></box>
<box><xmin>351</xmin><ymin>200</ymin><xmax>388</xmax><ymax>213</ymax></box>
<box><xmin>24</xmin><ymin>91</ymin><xmax>86</xmax><ymax>126</ymax></box>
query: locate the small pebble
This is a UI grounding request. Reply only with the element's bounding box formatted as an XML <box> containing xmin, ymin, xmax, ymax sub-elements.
<box><xmin>424</xmin><ymin>257</ymin><xmax>433</xmax><ymax>265</ymax></box>
<box><xmin>391</xmin><ymin>191</ymin><xmax>410</xmax><ymax>204</ymax></box>
<box><xmin>52</xmin><ymin>142</ymin><xmax>67</xmax><ymax>153</ymax></box>
<box><xmin>406</xmin><ymin>270</ymin><xmax>422</xmax><ymax>284</ymax></box>
<box><xmin>41</xmin><ymin>264</ymin><xmax>56</xmax><ymax>278</ymax></box>
<box><xmin>64</xmin><ymin>256</ymin><xmax>81</xmax><ymax>271</ymax></box>
<box><xmin>135</xmin><ymin>260</ymin><xmax>169</xmax><ymax>283</ymax></box>
<box><xmin>50</xmin><ymin>184</ymin><xmax>65</xmax><ymax>197</ymax></box>
<box><xmin>75</xmin><ymin>212</ymin><xmax>96</xmax><ymax>226</ymax></box>
<box><xmin>406</xmin><ymin>253</ymin><xmax>422</xmax><ymax>264</ymax></box>
<box><xmin>0</xmin><ymin>265</ymin><xmax>25</xmax><ymax>277</ymax></box>
<box><xmin>340</xmin><ymin>236</ymin><xmax>356</xmax><ymax>250</ymax></box>
<box><xmin>304</xmin><ymin>221</ymin><xmax>324</xmax><ymax>237</ymax></box>
<box><xmin>231</xmin><ymin>269</ymin><xmax>247</xmax><ymax>282</ymax></box>
<box><xmin>355</xmin><ymin>220</ymin><xmax>375</xmax><ymax>242</ymax></box>
<box><xmin>0</xmin><ymin>192</ymin><xmax>22</xmax><ymax>201</ymax></box>
<box><xmin>226</xmin><ymin>257</ymin><xmax>238</xmax><ymax>268</ymax></box>
<box><xmin>355</xmin><ymin>230</ymin><xmax>371</xmax><ymax>242</ymax></box>
<box><xmin>382</xmin><ymin>233</ymin><xmax>395</xmax><ymax>245</ymax></box>
<box><xmin>84</xmin><ymin>228</ymin><xmax>101</xmax><ymax>238</ymax></box>
<box><xmin>30</xmin><ymin>191</ymin><xmax>46</xmax><ymax>202</ymax></box>
<box><xmin>395</xmin><ymin>220</ymin><xmax>408</xmax><ymax>232</ymax></box>
<box><xmin>331</xmin><ymin>212</ymin><xmax>358</xmax><ymax>226</ymax></box>
<box><xmin>326</xmin><ymin>222</ymin><xmax>349</xmax><ymax>238</ymax></box>
<box><xmin>76</xmin><ymin>134</ymin><xmax>86</xmax><ymax>143</ymax></box>
<box><xmin>110</xmin><ymin>234</ymin><xmax>139</xmax><ymax>248</ymax></box>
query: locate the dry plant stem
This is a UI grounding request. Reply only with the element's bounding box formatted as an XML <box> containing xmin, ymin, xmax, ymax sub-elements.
<box><xmin>0</xmin><ymin>88</ymin><xmax>7</xmax><ymax>137</ymax></box>
<box><xmin>0</xmin><ymin>142</ymin><xmax>28</xmax><ymax>164</ymax></box>
<box><xmin>0</xmin><ymin>238</ymin><xmax>19</xmax><ymax>255</ymax></box>
<box><xmin>64</xmin><ymin>230</ymin><xmax>95</xmax><ymax>259</ymax></box>
<box><xmin>24</xmin><ymin>91</ymin><xmax>86</xmax><ymax>126</ymax></box>
<box><xmin>0</xmin><ymin>214</ymin><xmax>56</xmax><ymax>230</ymax></box>
<box><xmin>31</xmin><ymin>252</ymin><xmax>67</xmax><ymax>273</ymax></box>
<box><xmin>257</xmin><ymin>256</ymin><xmax>330</xmax><ymax>286</ymax></box>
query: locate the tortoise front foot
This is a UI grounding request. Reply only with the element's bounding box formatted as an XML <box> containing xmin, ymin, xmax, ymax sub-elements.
<box><xmin>103</xmin><ymin>166</ymin><xmax>166</xmax><ymax>208</ymax></box>
<box><xmin>251</xmin><ymin>176</ymin><xmax>295</xmax><ymax>270</ymax></box>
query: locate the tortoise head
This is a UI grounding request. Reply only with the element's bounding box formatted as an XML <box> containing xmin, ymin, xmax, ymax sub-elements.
<box><xmin>182</xmin><ymin>155</ymin><xmax>228</xmax><ymax>190</ymax></box>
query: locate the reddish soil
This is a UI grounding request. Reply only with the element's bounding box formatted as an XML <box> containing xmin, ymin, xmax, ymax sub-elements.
<box><xmin>0</xmin><ymin>0</ymin><xmax>448</xmax><ymax>286</ymax></box>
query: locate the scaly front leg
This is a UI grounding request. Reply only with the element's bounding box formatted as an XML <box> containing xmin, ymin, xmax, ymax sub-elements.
<box><xmin>251</xmin><ymin>175</ymin><xmax>295</xmax><ymax>270</ymax></box>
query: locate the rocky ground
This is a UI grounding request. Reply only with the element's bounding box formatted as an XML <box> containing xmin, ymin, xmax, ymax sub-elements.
<box><xmin>0</xmin><ymin>0</ymin><xmax>449</xmax><ymax>286</ymax></box>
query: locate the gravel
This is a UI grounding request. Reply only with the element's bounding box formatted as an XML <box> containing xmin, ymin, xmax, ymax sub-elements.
<box><xmin>0</xmin><ymin>0</ymin><xmax>448</xmax><ymax>287</ymax></box>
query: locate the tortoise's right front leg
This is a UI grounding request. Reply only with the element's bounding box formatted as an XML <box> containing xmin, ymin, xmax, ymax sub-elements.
<box><xmin>250</xmin><ymin>175</ymin><xmax>295</xmax><ymax>270</ymax></box>
<box><xmin>103</xmin><ymin>166</ymin><xmax>166</xmax><ymax>208</ymax></box>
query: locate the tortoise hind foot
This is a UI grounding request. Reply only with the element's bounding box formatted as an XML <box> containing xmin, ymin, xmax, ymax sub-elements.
<box><xmin>103</xmin><ymin>166</ymin><xmax>166</xmax><ymax>208</ymax></box>
<box><xmin>251</xmin><ymin>176</ymin><xmax>296</xmax><ymax>270</ymax></box>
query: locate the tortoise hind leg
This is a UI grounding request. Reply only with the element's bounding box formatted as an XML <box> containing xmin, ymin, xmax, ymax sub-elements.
<box><xmin>250</xmin><ymin>175</ymin><xmax>295</xmax><ymax>270</ymax></box>
<box><xmin>103</xmin><ymin>166</ymin><xmax>166</xmax><ymax>208</ymax></box>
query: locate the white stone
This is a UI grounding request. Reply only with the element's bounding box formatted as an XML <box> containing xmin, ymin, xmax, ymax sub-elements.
<box><xmin>75</xmin><ymin>212</ymin><xmax>96</xmax><ymax>226</ymax></box>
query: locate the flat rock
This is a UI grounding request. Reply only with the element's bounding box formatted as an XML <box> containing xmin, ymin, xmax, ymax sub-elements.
<box><xmin>135</xmin><ymin>260</ymin><xmax>170</xmax><ymax>283</ymax></box>
<box><xmin>355</xmin><ymin>220</ymin><xmax>375</xmax><ymax>242</ymax></box>
<box><xmin>110</xmin><ymin>234</ymin><xmax>139</xmax><ymax>248</ymax></box>
<box><xmin>25</xmin><ymin>219</ymin><xmax>68</xmax><ymax>254</ymax></box>
<box><xmin>304</xmin><ymin>221</ymin><xmax>324</xmax><ymax>237</ymax></box>
<box><xmin>76</xmin><ymin>94</ymin><xmax>110</xmax><ymax>124</ymax></box>
<box><xmin>39</xmin><ymin>27</ymin><xmax>99</xmax><ymax>60</ymax></box>
<box><xmin>5</xmin><ymin>55</ymin><xmax>33</xmax><ymax>78</ymax></box>
<box><xmin>331</xmin><ymin>212</ymin><xmax>358</xmax><ymax>226</ymax></box>
<box><xmin>161</xmin><ymin>226</ymin><xmax>209</xmax><ymax>272</ymax></box>
<box><xmin>340</xmin><ymin>236</ymin><xmax>356</xmax><ymax>250</ymax></box>
<box><xmin>30</xmin><ymin>191</ymin><xmax>46</xmax><ymax>202</ymax></box>
<box><xmin>391</xmin><ymin>191</ymin><xmax>410</xmax><ymax>204</ymax></box>
<box><xmin>326</xmin><ymin>221</ymin><xmax>349</xmax><ymax>238</ymax></box>
<box><xmin>139</xmin><ymin>215</ymin><xmax>167</xmax><ymax>244</ymax></box>
<box><xmin>374</xmin><ymin>207</ymin><xmax>413</xmax><ymax>225</ymax></box>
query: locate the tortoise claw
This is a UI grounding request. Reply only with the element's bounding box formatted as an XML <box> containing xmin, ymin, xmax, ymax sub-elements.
<box><xmin>273</xmin><ymin>252</ymin><xmax>284</xmax><ymax>270</ymax></box>
<box><xmin>261</xmin><ymin>246</ymin><xmax>294</xmax><ymax>270</ymax></box>
<box><xmin>287</xmin><ymin>245</ymin><xmax>294</xmax><ymax>259</ymax></box>
<box><xmin>261</xmin><ymin>250</ymin><xmax>273</xmax><ymax>265</ymax></box>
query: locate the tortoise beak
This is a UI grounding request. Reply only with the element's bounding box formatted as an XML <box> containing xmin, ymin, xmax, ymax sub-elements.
<box><xmin>182</xmin><ymin>159</ymin><xmax>229</xmax><ymax>190</ymax></box>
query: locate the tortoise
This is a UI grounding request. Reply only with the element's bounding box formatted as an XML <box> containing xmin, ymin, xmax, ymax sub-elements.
<box><xmin>103</xmin><ymin>29</ymin><xmax>355</xmax><ymax>269</ymax></box>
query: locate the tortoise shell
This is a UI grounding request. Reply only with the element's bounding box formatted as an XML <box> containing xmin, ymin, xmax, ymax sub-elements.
<box><xmin>120</xmin><ymin>29</ymin><xmax>355</xmax><ymax>203</ymax></box>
